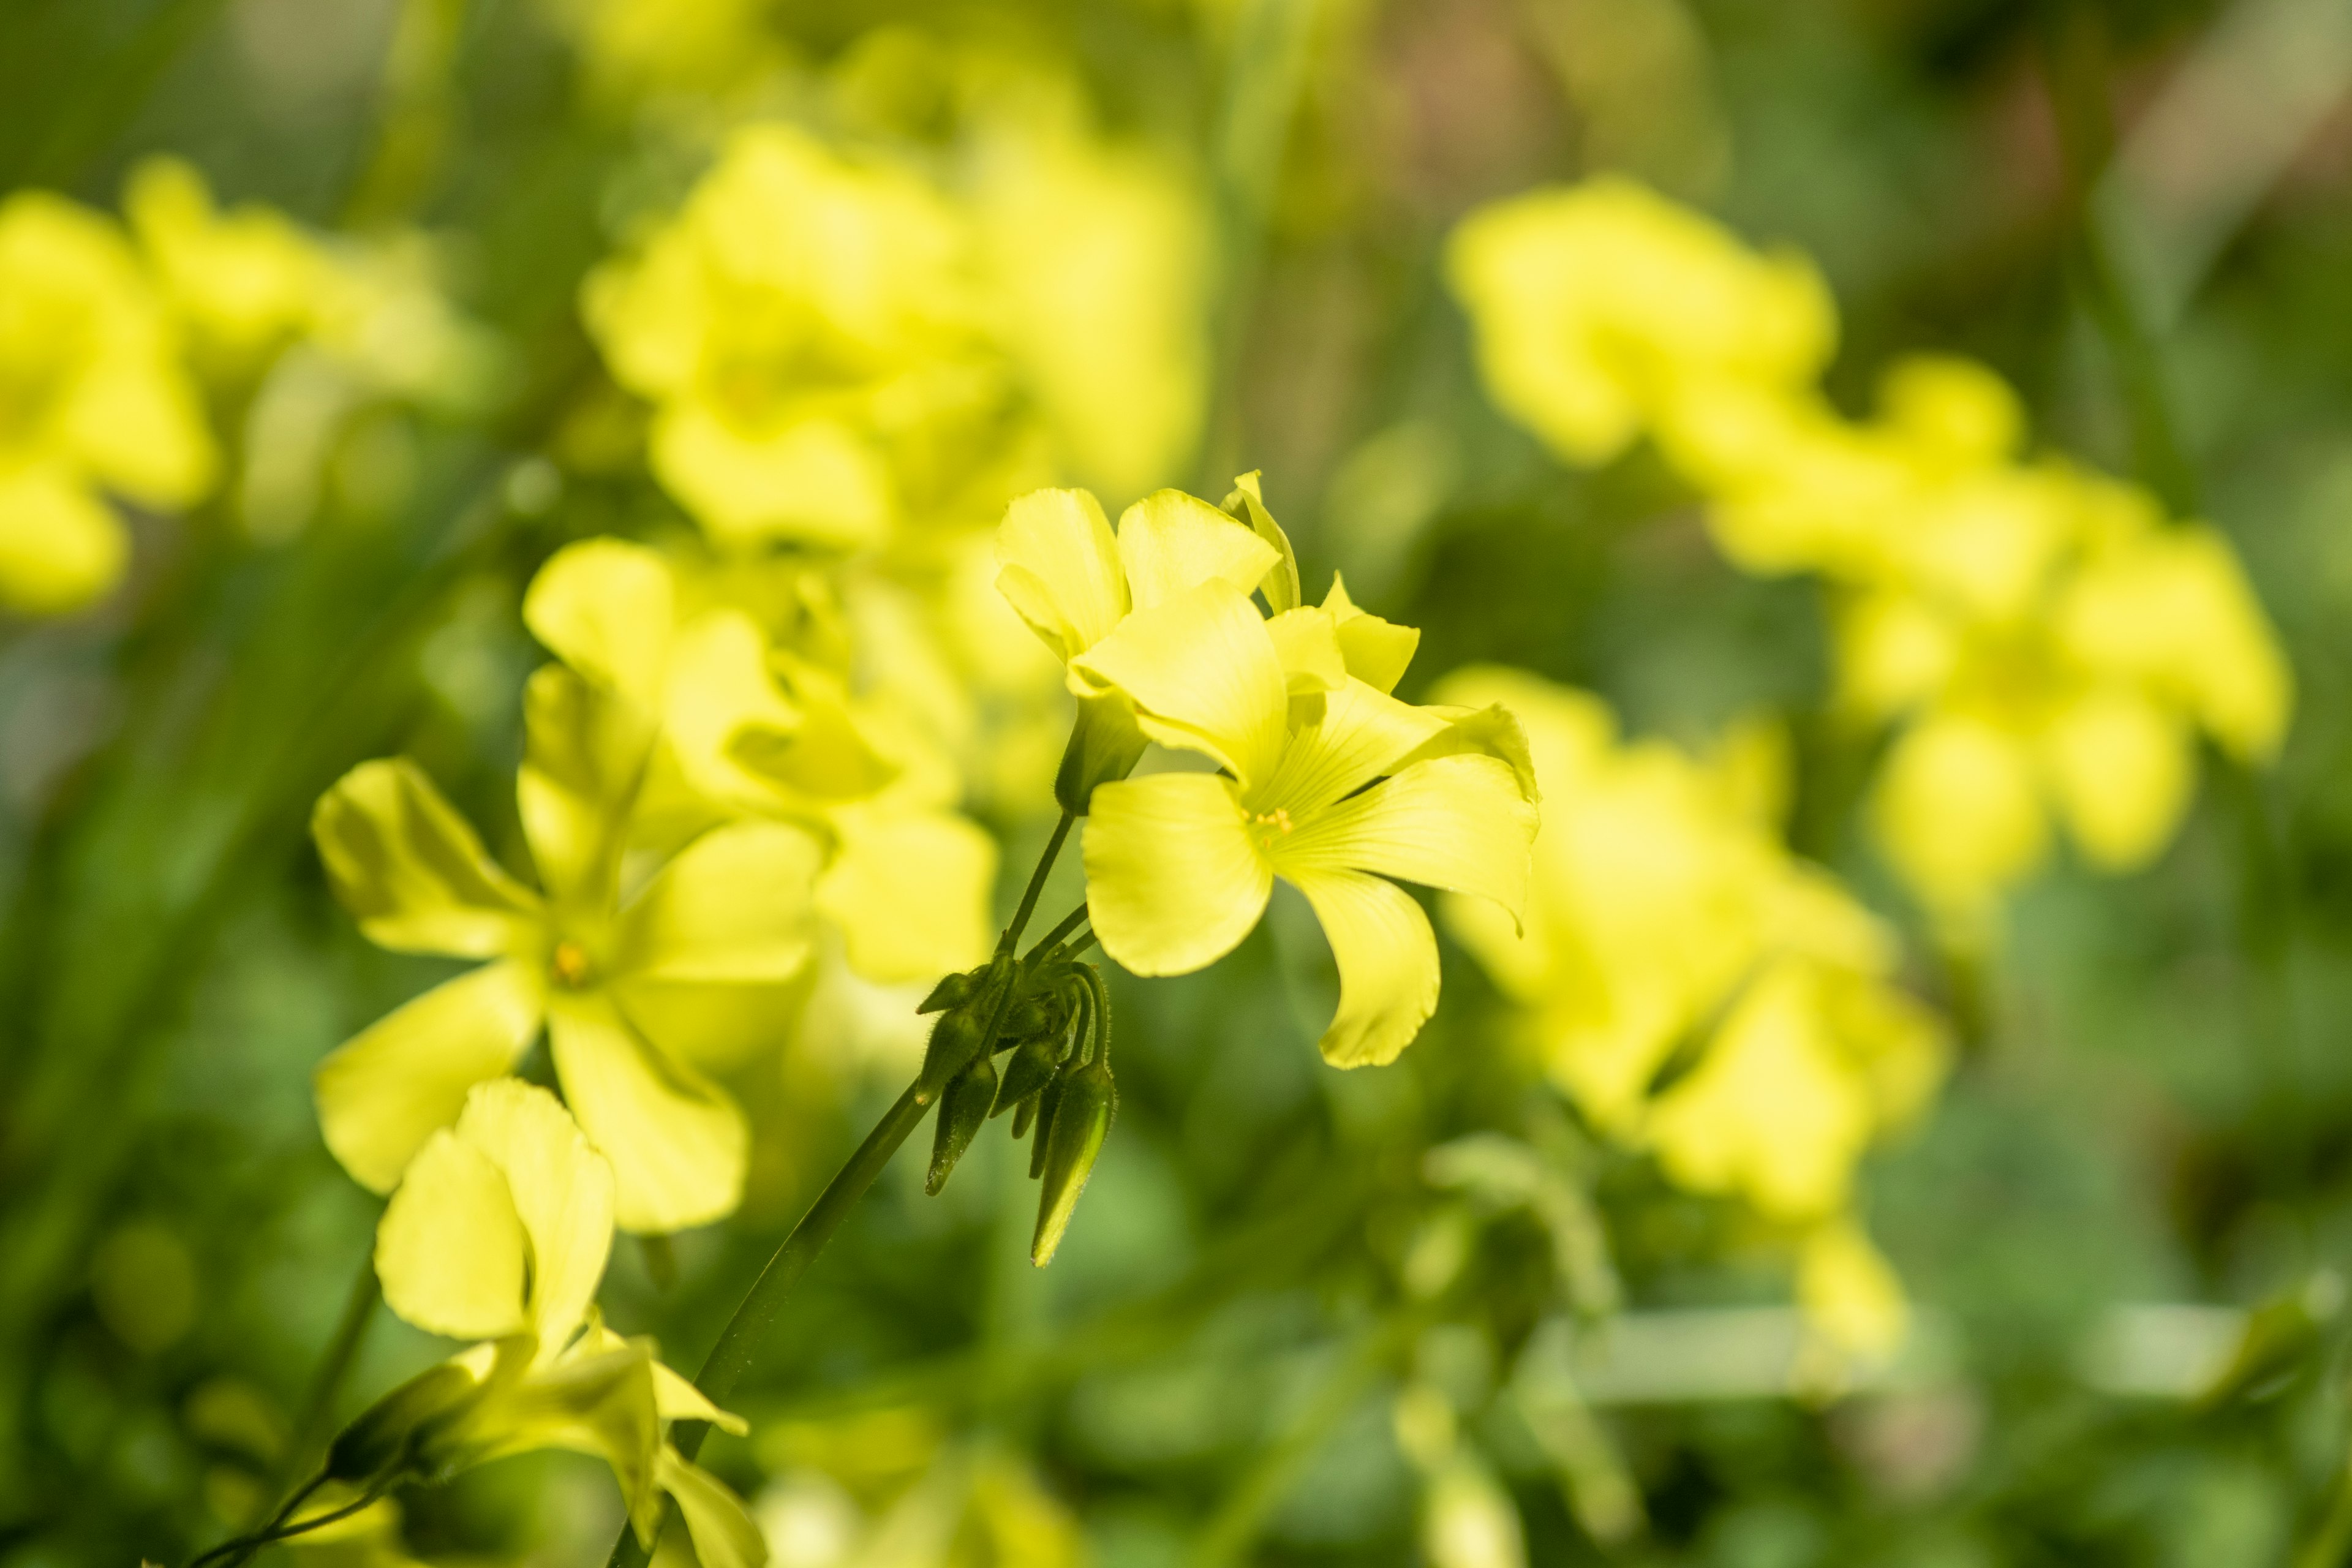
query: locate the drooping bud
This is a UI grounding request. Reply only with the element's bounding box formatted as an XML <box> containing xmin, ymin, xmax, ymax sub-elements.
<box><xmin>326</xmin><ymin>1360</ymin><xmax>483</xmax><ymax>1485</ymax></box>
<box><xmin>1028</xmin><ymin>1077</ymin><xmax>1063</xmax><ymax>1180</ymax></box>
<box><xmin>916</xmin><ymin>967</ymin><xmax>982</xmax><ymax>1015</ymax></box>
<box><xmin>1054</xmin><ymin>695</ymin><xmax>1149</xmax><ymax>816</ymax></box>
<box><xmin>915</xmin><ymin>956</ymin><xmax>1012</xmax><ymax>1104</ymax></box>
<box><xmin>926</xmin><ymin>1054</ymin><xmax>999</xmax><ymax>1196</ymax></box>
<box><xmin>1031</xmin><ymin>1056</ymin><xmax>1116</xmax><ymax>1267</ymax></box>
<box><xmin>993</xmin><ymin>1033</ymin><xmax>1068</xmax><ymax>1115</ymax></box>
<box><xmin>1010</xmin><ymin>1093</ymin><xmax>1041</xmax><ymax>1140</ymax></box>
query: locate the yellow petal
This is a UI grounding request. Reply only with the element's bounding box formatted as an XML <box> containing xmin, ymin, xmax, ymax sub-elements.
<box><xmin>649</xmin><ymin>1363</ymin><xmax>747</xmax><ymax>1435</ymax></box>
<box><xmin>519</xmin><ymin>666</ymin><xmax>654</xmax><ymax>913</ymax></box>
<box><xmin>657</xmin><ymin>1446</ymin><xmax>771</xmax><ymax>1568</ymax></box>
<box><xmin>650</xmin><ymin>402</ymin><xmax>891</xmax><ymax>551</ymax></box>
<box><xmin>62</xmin><ymin>351</ymin><xmax>217</xmax><ymax>510</ymax></box>
<box><xmin>1797</xmin><ymin>1219</ymin><xmax>1910</xmax><ymax>1361</ymax></box>
<box><xmin>1322</xmin><ymin>573</ymin><xmax>1420</xmax><ymax>694</ymax></box>
<box><xmin>1115</xmin><ymin>489</ymin><xmax>1280</xmax><ymax>612</ymax></box>
<box><xmin>452</xmin><ymin>1079</ymin><xmax>616</xmax><ymax>1355</ymax></box>
<box><xmin>546</xmin><ymin>993</ymin><xmax>747</xmax><ymax>1233</ymax></box>
<box><xmin>374</xmin><ymin>1127</ymin><xmax>529</xmax><ymax>1341</ymax></box>
<box><xmin>1256</xmin><ymin>679</ymin><xmax>1452</xmax><ymax>818</ymax></box>
<box><xmin>816</xmin><ymin>807</ymin><xmax>999</xmax><ymax>982</ymax></box>
<box><xmin>1833</xmin><ymin>590</ymin><xmax>1956</xmax><ymax>722</ymax></box>
<box><xmin>1280</xmin><ymin>754</ymin><xmax>1537</xmax><ymax>922</ymax></box>
<box><xmin>315</xmin><ymin>959</ymin><xmax>546</xmax><ymax>1193</ymax></box>
<box><xmin>0</xmin><ymin>463</ymin><xmax>129</xmax><ymax>615</ymax></box>
<box><xmin>1646</xmin><ymin>961</ymin><xmax>1872</xmax><ymax>1221</ymax></box>
<box><xmin>656</xmin><ymin>608</ymin><xmax>805</xmax><ymax>812</ymax></box>
<box><xmin>614</xmin><ymin>821</ymin><xmax>823</xmax><ymax>982</ymax></box>
<box><xmin>611</xmin><ymin>980</ymin><xmax>797</xmax><ymax>1075</ymax></box>
<box><xmin>488</xmin><ymin>1337</ymin><xmax>663</xmax><ymax>1538</ymax></box>
<box><xmin>1084</xmin><ymin>772</ymin><xmax>1271</xmax><ymax>976</ymax></box>
<box><xmin>1069</xmin><ymin>581</ymin><xmax>1287</xmax><ymax>788</ymax></box>
<box><xmin>1265</xmin><ymin>607</ymin><xmax>1348</xmax><ymax>694</ymax></box>
<box><xmin>1869</xmin><ymin>712</ymin><xmax>2047</xmax><ymax>917</ymax></box>
<box><xmin>995</xmin><ymin>488</ymin><xmax>1129</xmax><ymax>662</ymax></box>
<box><xmin>2040</xmin><ymin>688</ymin><xmax>2194</xmax><ymax>870</ymax></box>
<box><xmin>1221</xmin><ymin>470</ymin><xmax>1302</xmax><ymax>612</ymax></box>
<box><xmin>313</xmin><ymin>758</ymin><xmax>541</xmax><ymax>959</ymax></box>
<box><xmin>1286</xmin><ymin>870</ymin><xmax>1442</xmax><ymax>1067</ymax></box>
<box><xmin>522</xmin><ymin>538</ymin><xmax>676</xmax><ymax>714</ymax></box>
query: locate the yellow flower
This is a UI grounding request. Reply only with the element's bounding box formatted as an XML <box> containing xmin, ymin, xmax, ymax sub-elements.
<box><xmin>1433</xmin><ymin>668</ymin><xmax>1943</xmax><ymax>1221</ymax></box>
<box><xmin>1842</xmin><ymin>467</ymin><xmax>2293</xmax><ymax>923</ymax></box>
<box><xmin>1073</xmin><ymin>582</ymin><xmax>1537</xmax><ymax>1065</ymax></box>
<box><xmin>1445</xmin><ymin>176</ymin><xmax>1834</xmax><ymax>469</ymax></box>
<box><xmin>311</xmin><ymin>688</ymin><xmax>816</xmax><ymax>1231</ymax></box>
<box><xmin>0</xmin><ymin>190</ymin><xmax>213</xmax><ymax>613</ymax></box>
<box><xmin>582</xmin><ymin>125</ymin><xmax>987</xmax><ymax>551</ymax></box>
<box><xmin>361</xmin><ymin>1079</ymin><xmax>766</xmax><ymax>1568</ymax></box>
<box><xmin>527</xmin><ymin>538</ymin><xmax>999</xmax><ymax>982</ymax></box>
<box><xmin>124</xmin><ymin>156</ymin><xmax>326</xmax><ymax>377</ymax></box>
<box><xmin>1795</xmin><ymin>1218</ymin><xmax>1910</xmax><ymax>1362</ymax></box>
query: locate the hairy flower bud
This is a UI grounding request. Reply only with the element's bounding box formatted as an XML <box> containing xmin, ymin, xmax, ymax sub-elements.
<box><xmin>1032</xmin><ymin>1056</ymin><xmax>1116</xmax><ymax>1266</ymax></box>
<box><xmin>926</xmin><ymin>1054</ymin><xmax>999</xmax><ymax>1196</ymax></box>
<box><xmin>916</xmin><ymin>967</ymin><xmax>982</xmax><ymax>1016</ymax></box>
<box><xmin>994</xmin><ymin>1033</ymin><xmax>1066</xmax><ymax>1115</ymax></box>
<box><xmin>326</xmin><ymin>1360</ymin><xmax>483</xmax><ymax>1485</ymax></box>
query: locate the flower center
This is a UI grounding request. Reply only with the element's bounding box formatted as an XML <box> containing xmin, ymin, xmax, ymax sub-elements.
<box><xmin>1248</xmin><ymin>807</ymin><xmax>1295</xmax><ymax>850</ymax></box>
<box><xmin>550</xmin><ymin>939</ymin><xmax>595</xmax><ymax>989</ymax></box>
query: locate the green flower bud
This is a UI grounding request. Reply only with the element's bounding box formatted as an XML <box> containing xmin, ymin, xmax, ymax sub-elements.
<box><xmin>1028</xmin><ymin>1077</ymin><xmax>1063</xmax><ymax>1180</ymax></box>
<box><xmin>916</xmin><ymin>967</ymin><xmax>982</xmax><ymax>1015</ymax></box>
<box><xmin>993</xmin><ymin>1033</ymin><xmax>1067</xmax><ymax>1115</ymax></box>
<box><xmin>925</xmin><ymin>1054</ymin><xmax>998</xmax><ymax>1196</ymax></box>
<box><xmin>1031</xmin><ymin>1056</ymin><xmax>1115</xmax><ymax>1267</ymax></box>
<box><xmin>1055</xmin><ymin>696</ymin><xmax>1148</xmax><ymax>816</ymax></box>
<box><xmin>326</xmin><ymin>1360</ymin><xmax>481</xmax><ymax>1485</ymax></box>
<box><xmin>999</xmin><ymin>993</ymin><xmax>1059</xmax><ymax>1041</ymax></box>
<box><xmin>1010</xmin><ymin>1092</ymin><xmax>1042</xmax><ymax>1140</ymax></box>
<box><xmin>915</xmin><ymin>956</ymin><xmax>1011</xmax><ymax>1104</ymax></box>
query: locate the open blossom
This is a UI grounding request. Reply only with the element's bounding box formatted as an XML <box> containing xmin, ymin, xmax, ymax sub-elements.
<box><xmin>357</xmin><ymin>1079</ymin><xmax>765</xmax><ymax>1567</ymax></box>
<box><xmin>310</xmin><ymin>729</ymin><xmax>810</xmax><ymax>1232</ymax></box>
<box><xmin>1434</xmin><ymin>668</ymin><xmax>1941</xmax><ymax>1352</ymax></box>
<box><xmin>526</xmin><ymin>537</ymin><xmax>998</xmax><ymax>982</ymax></box>
<box><xmin>0</xmin><ymin>190</ymin><xmax>214</xmax><ymax>613</ymax></box>
<box><xmin>1071</xmin><ymin>579</ymin><xmax>1537</xmax><ymax>1066</ymax></box>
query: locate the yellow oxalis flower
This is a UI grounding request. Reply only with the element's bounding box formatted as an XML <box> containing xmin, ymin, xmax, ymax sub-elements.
<box><xmin>311</xmin><ymin>674</ymin><xmax>818</xmax><ymax>1231</ymax></box>
<box><xmin>1840</xmin><ymin>467</ymin><xmax>2293</xmax><ymax>923</ymax></box>
<box><xmin>526</xmin><ymin>538</ymin><xmax>998</xmax><ymax>982</ymax></box>
<box><xmin>1072</xmin><ymin>581</ymin><xmax>1537</xmax><ymax>1066</ymax></box>
<box><xmin>1433</xmin><ymin>668</ymin><xmax>1943</xmax><ymax>1224</ymax></box>
<box><xmin>1445</xmin><ymin>176</ymin><xmax>1834</xmax><ymax>469</ymax></box>
<box><xmin>124</xmin><ymin>157</ymin><xmax>327</xmax><ymax>378</ymax></box>
<box><xmin>369</xmin><ymin>1079</ymin><xmax>766</xmax><ymax>1568</ymax></box>
<box><xmin>582</xmin><ymin>124</ymin><xmax>990</xmax><ymax>551</ymax></box>
<box><xmin>0</xmin><ymin>190</ymin><xmax>214</xmax><ymax>614</ymax></box>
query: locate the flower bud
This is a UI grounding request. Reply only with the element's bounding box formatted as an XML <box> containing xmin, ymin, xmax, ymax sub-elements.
<box><xmin>925</xmin><ymin>1054</ymin><xmax>998</xmax><ymax>1196</ymax></box>
<box><xmin>993</xmin><ymin>1033</ymin><xmax>1066</xmax><ymax>1116</ymax></box>
<box><xmin>916</xmin><ymin>956</ymin><xmax>1011</xmax><ymax>1104</ymax></box>
<box><xmin>916</xmin><ymin>967</ymin><xmax>981</xmax><ymax>1015</ymax></box>
<box><xmin>1028</xmin><ymin>1077</ymin><xmax>1063</xmax><ymax>1180</ymax></box>
<box><xmin>1010</xmin><ymin>1092</ymin><xmax>1041</xmax><ymax>1140</ymax></box>
<box><xmin>326</xmin><ymin>1360</ymin><xmax>482</xmax><ymax>1485</ymax></box>
<box><xmin>1055</xmin><ymin>696</ymin><xmax>1148</xmax><ymax>816</ymax></box>
<box><xmin>999</xmin><ymin>992</ymin><xmax>1059</xmax><ymax>1042</ymax></box>
<box><xmin>1031</xmin><ymin>1057</ymin><xmax>1116</xmax><ymax>1267</ymax></box>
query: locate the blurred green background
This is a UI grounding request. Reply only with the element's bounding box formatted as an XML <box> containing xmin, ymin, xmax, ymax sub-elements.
<box><xmin>5</xmin><ymin>0</ymin><xmax>2352</xmax><ymax>1563</ymax></box>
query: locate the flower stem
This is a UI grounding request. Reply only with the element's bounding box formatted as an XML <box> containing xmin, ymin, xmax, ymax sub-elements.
<box><xmin>1020</xmin><ymin>903</ymin><xmax>1091</xmax><ymax>969</ymax></box>
<box><xmin>1002</xmin><ymin>812</ymin><xmax>1074</xmax><ymax>953</ymax></box>
<box><xmin>603</xmin><ymin>1080</ymin><xmax>932</xmax><ymax>1568</ymax></box>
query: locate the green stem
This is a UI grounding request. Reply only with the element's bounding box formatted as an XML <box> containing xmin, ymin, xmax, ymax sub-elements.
<box><xmin>1020</xmin><ymin>903</ymin><xmax>1091</xmax><ymax>969</ymax></box>
<box><xmin>604</xmin><ymin>1082</ymin><xmax>932</xmax><ymax>1568</ymax></box>
<box><xmin>1001</xmin><ymin>813</ymin><xmax>1074</xmax><ymax>953</ymax></box>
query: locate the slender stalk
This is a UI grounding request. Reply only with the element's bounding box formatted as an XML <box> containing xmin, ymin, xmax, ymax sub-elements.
<box><xmin>1002</xmin><ymin>813</ymin><xmax>1074</xmax><ymax>952</ymax></box>
<box><xmin>1020</xmin><ymin>903</ymin><xmax>1091</xmax><ymax>969</ymax></box>
<box><xmin>604</xmin><ymin>1082</ymin><xmax>932</xmax><ymax>1568</ymax></box>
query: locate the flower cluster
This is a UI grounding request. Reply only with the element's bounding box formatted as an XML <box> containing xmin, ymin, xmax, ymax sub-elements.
<box><xmin>0</xmin><ymin>160</ymin><xmax>494</xmax><ymax>614</ymax></box>
<box><xmin>998</xmin><ymin>477</ymin><xmax>1541</xmax><ymax>1068</ymax></box>
<box><xmin>1449</xmin><ymin>178</ymin><xmax>2292</xmax><ymax>933</ymax></box>
<box><xmin>1437</xmin><ymin>668</ymin><xmax>1943</xmax><ymax>1354</ymax></box>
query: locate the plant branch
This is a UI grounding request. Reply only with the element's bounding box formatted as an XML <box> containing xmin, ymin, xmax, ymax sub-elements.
<box><xmin>1002</xmin><ymin>813</ymin><xmax>1074</xmax><ymax>952</ymax></box>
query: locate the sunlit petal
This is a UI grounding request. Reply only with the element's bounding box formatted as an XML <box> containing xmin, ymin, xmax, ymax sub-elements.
<box><xmin>522</xmin><ymin>538</ymin><xmax>676</xmax><ymax>714</ymax></box>
<box><xmin>1069</xmin><ymin>581</ymin><xmax>1286</xmax><ymax>787</ymax></box>
<box><xmin>1251</xmin><ymin>678</ymin><xmax>1449</xmax><ymax>818</ymax></box>
<box><xmin>995</xmin><ymin>487</ymin><xmax>1129</xmax><ymax>662</ymax></box>
<box><xmin>546</xmin><ymin>993</ymin><xmax>747</xmax><ymax>1234</ymax></box>
<box><xmin>313</xmin><ymin>758</ymin><xmax>540</xmax><ymax>959</ymax></box>
<box><xmin>612</xmin><ymin>820</ymin><xmax>823</xmax><ymax>983</ymax></box>
<box><xmin>1279</xmin><ymin>754</ymin><xmax>1536</xmax><ymax>922</ymax></box>
<box><xmin>1116</xmin><ymin>488</ymin><xmax>1278</xmax><ymax>611</ymax></box>
<box><xmin>374</xmin><ymin>1127</ymin><xmax>527</xmax><ymax>1341</ymax></box>
<box><xmin>1286</xmin><ymin>870</ymin><xmax>1442</xmax><ymax>1067</ymax></box>
<box><xmin>658</xmin><ymin>1446</ymin><xmax>771</xmax><ymax>1568</ymax></box>
<box><xmin>451</xmin><ymin>1079</ymin><xmax>616</xmax><ymax>1356</ymax></box>
<box><xmin>315</xmin><ymin>959</ymin><xmax>546</xmax><ymax>1193</ymax></box>
<box><xmin>816</xmin><ymin>807</ymin><xmax>999</xmax><ymax>982</ymax></box>
<box><xmin>1084</xmin><ymin>772</ymin><xmax>1271</xmax><ymax>976</ymax></box>
<box><xmin>519</xmin><ymin>666</ymin><xmax>654</xmax><ymax>912</ymax></box>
